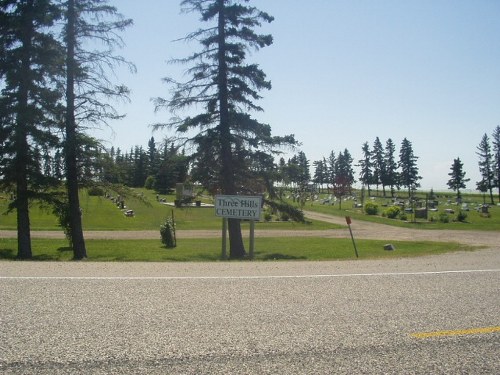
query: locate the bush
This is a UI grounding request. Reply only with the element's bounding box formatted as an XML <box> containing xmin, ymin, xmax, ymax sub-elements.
<box><xmin>280</xmin><ymin>212</ymin><xmax>290</xmax><ymax>221</ymax></box>
<box><xmin>456</xmin><ymin>210</ymin><xmax>468</xmax><ymax>222</ymax></box>
<box><xmin>144</xmin><ymin>176</ymin><xmax>155</xmax><ymax>190</ymax></box>
<box><xmin>364</xmin><ymin>202</ymin><xmax>379</xmax><ymax>215</ymax></box>
<box><xmin>383</xmin><ymin>206</ymin><xmax>400</xmax><ymax>219</ymax></box>
<box><xmin>87</xmin><ymin>186</ymin><xmax>104</xmax><ymax>196</ymax></box>
<box><xmin>399</xmin><ymin>212</ymin><xmax>408</xmax><ymax>221</ymax></box>
<box><xmin>160</xmin><ymin>217</ymin><xmax>176</xmax><ymax>248</ymax></box>
<box><xmin>439</xmin><ymin>212</ymin><xmax>450</xmax><ymax>223</ymax></box>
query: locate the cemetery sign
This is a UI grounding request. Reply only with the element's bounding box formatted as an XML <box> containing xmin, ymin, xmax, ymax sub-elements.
<box><xmin>215</xmin><ymin>195</ymin><xmax>262</xmax><ymax>221</ymax></box>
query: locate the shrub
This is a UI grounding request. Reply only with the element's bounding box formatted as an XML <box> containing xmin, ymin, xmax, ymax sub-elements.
<box><xmin>280</xmin><ymin>212</ymin><xmax>290</xmax><ymax>221</ymax></box>
<box><xmin>456</xmin><ymin>210</ymin><xmax>468</xmax><ymax>222</ymax></box>
<box><xmin>264</xmin><ymin>212</ymin><xmax>272</xmax><ymax>222</ymax></box>
<box><xmin>160</xmin><ymin>217</ymin><xmax>176</xmax><ymax>248</ymax></box>
<box><xmin>87</xmin><ymin>186</ymin><xmax>104</xmax><ymax>196</ymax></box>
<box><xmin>399</xmin><ymin>212</ymin><xmax>408</xmax><ymax>221</ymax></box>
<box><xmin>384</xmin><ymin>206</ymin><xmax>400</xmax><ymax>219</ymax></box>
<box><xmin>144</xmin><ymin>176</ymin><xmax>155</xmax><ymax>190</ymax></box>
<box><xmin>364</xmin><ymin>202</ymin><xmax>379</xmax><ymax>215</ymax></box>
<box><xmin>439</xmin><ymin>212</ymin><xmax>449</xmax><ymax>223</ymax></box>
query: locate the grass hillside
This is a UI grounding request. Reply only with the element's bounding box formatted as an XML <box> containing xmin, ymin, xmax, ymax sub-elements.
<box><xmin>0</xmin><ymin>188</ymin><xmax>332</xmax><ymax>231</ymax></box>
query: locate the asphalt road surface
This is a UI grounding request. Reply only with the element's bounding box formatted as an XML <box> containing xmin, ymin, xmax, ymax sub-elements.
<box><xmin>1</xmin><ymin>249</ymin><xmax>499</xmax><ymax>374</ymax></box>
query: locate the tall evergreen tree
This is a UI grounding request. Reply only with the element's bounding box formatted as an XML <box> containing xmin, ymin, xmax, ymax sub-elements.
<box><xmin>326</xmin><ymin>151</ymin><xmax>336</xmax><ymax>191</ymax></box>
<box><xmin>358</xmin><ymin>142</ymin><xmax>373</xmax><ymax>196</ymax></box>
<box><xmin>492</xmin><ymin>125</ymin><xmax>500</xmax><ymax>202</ymax></box>
<box><xmin>0</xmin><ymin>0</ymin><xmax>63</xmax><ymax>259</ymax></box>
<box><xmin>147</xmin><ymin>136</ymin><xmax>157</xmax><ymax>176</ymax></box>
<box><xmin>383</xmin><ymin>138</ymin><xmax>398</xmax><ymax>197</ymax></box>
<box><xmin>371</xmin><ymin>137</ymin><xmax>385</xmax><ymax>196</ymax></box>
<box><xmin>398</xmin><ymin>138</ymin><xmax>421</xmax><ymax>197</ymax></box>
<box><xmin>62</xmin><ymin>0</ymin><xmax>134</xmax><ymax>259</ymax></box>
<box><xmin>447</xmin><ymin>157</ymin><xmax>469</xmax><ymax>200</ymax></box>
<box><xmin>155</xmin><ymin>0</ymin><xmax>297</xmax><ymax>258</ymax></box>
<box><xmin>312</xmin><ymin>158</ymin><xmax>328</xmax><ymax>193</ymax></box>
<box><xmin>476</xmin><ymin>133</ymin><xmax>495</xmax><ymax>205</ymax></box>
<box><xmin>332</xmin><ymin>149</ymin><xmax>354</xmax><ymax>209</ymax></box>
<box><xmin>296</xmin><ymin>151</ymin><xmax>310</xmax><ymax>189</ymax></box>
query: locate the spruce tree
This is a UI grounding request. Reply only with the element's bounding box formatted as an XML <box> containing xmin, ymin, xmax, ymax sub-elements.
<box><xmin>358</xmin><ymin>142</ymin><xmax>373</xmax><ymax>196</ymax></box>
<box><xmin>371</xmin><ymin>137</ymin><xmax>386</xmax><ymax>196</ymax></box>
<box><xmin>62</xmin><ymin>0</ymin><xmax>134</xmax><ymax>259</ymax></box>
<box><xmin>492</xmin><ymin>125</ymin><xmax>500</xmax><ymax>202</ymax></box>
<box><xmin>476</xmin><ymin>133</ymin><xmax>495</xmax><ymax>205</ymax></box>
<box><xmin>398</xmin><ymin>138</ymin><xmax>421</xmax><ymax>198</ymax></box>
<box><xmin>155</xmin><ymin>0</ymin><xmax>297</xmax><ymax>258</ymax></box>
<box><xmin>383</xmin><ymin>138</ymin><xmax>398</xmax><ymax>198</ymax></box>
<box><xmin>447</xmin><ymin>157</ymin><xmax>469</xmax><ymax>200</ymax></box>
<box><xmin>0</xmin><ymin>0</ymin><xmax>63</xmax><ymax>259</ymax></box>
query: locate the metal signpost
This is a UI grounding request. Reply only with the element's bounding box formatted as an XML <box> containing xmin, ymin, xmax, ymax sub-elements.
<box><xmin>345</xmin><ymin>216</ymin><xmax>359</xmax><ymax>258</ymax></box>
<box><xmin>215</xmin><ymin>195</ymin><xmax>262</xmax><ymax>259</ymax></box>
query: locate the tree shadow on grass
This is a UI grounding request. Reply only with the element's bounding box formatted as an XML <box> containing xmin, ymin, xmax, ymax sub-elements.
<box><xmin>57</xmin><ymin>247</ymin><xmax>73</xmax><ymax>253</ymax></box>
<box><xmin>0</xmin><ymin>248</ymin><xmax>16</xmax><ymax>260</ymax></box>
<box><xmin>259</xmin><ymin>253</ymin><xmax>307</xmax><ymax>261</ymax></box>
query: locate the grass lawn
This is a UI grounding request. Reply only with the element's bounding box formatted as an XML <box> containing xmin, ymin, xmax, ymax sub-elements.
<box><xmin>301</xmin><ymin>193</ymin><xmax>500</xmax><ymax>231</ymax></box>
<box><xmin>0</xmin><ymin>189</ymin><xmax>334</xmax><ymax>231</ymax></box>
<box><xmin>0</xmin><ymin>237</ymin><xmax>477</xmax><ymax>262</ymax></box>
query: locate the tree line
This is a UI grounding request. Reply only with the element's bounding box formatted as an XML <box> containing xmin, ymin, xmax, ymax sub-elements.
<box><xmin>103</xmin><ymin>124</ymin><xmax>500</xmax><ymax>210</ymax></box>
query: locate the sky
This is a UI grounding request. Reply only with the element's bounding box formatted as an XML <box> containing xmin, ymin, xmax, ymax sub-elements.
<box><xmin>98</xmin><ymin>0</ymin><xmax>500</xmax><ymax>191</ymax></box>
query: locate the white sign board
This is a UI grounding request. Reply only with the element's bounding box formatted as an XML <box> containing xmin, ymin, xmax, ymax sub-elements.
<box><xmin>215</xmin><ymin>195</ymin><xmax>262</xmax><ymax>221</ymax></box>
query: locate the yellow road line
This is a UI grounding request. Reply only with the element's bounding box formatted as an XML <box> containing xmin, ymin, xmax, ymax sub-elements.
<box><xmin>411</xmin><ymin>326</ymin><xmax>500</xmax><ymax>339</ymax></box>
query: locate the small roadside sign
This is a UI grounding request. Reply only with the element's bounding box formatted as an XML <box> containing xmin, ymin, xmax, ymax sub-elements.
<box><xmin>215</xmin><ymin>195</ymin><xmax>262</xmax><ymax>220</ymax></box>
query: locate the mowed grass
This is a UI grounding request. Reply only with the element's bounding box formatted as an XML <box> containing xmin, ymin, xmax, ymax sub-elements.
<box><xmin>0</xmin><ymin>237</ymin><xmax>476</xmax><ymax>262</ymax></box>
<box><xmin>0</xmin><ymin>189</ymin><xmax>334</xmax><ymax>231</ymax></box>
<box><xmin>301</xmin><ymin>193</ymin><xmax>500</xmax><ymax>231</ymax></box>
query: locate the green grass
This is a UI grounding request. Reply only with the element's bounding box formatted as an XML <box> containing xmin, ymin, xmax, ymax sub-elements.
<box><xmin>0</xmin><ymin>189</ymin><xmax>335</xmax><ymax>231</ymax></box>
<box><xmin>301</xmin><ymin>193</ymin><xmax>500</xmax><ymax>231</ymax></box>
<box><xmin>0</xmin><ymin>237</ymin><xmax>477</xmax><ymax>262</ymax></box>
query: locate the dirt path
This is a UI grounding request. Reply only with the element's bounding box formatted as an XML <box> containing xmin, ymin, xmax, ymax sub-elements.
<box><xmin>1</xmin><ymin>211</ymin><xmax>498</xmax><ymax>248</ymax></box>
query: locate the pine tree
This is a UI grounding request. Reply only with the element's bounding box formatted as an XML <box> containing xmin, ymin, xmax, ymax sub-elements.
<box><xmin>383</xmin><ymin>138</ymin><xmax>398</xmax><ymax>198</ymax></box>
<box><xmin>62</xmin><ymin>0</ymin><xmax>134</xmax><ymax>259</ymax></box>
<box><xmin>0</xmin><ymin>0</ymin><xmax>63</xmax><ymax>259</ymax></box>
<box><xmin>492</xmin><ymin>125</ymin><xmax>500</xmax><ymax>202</ymax></box>
<box><xmin>447</xmin><ymin>157</ymin><xmax>469</xmax><ymax>200</ymax></box>
<box><xmin>326</xmin><ymin>151</ymin><xmax>336</xmax><ymax>192</ymax></box>
<box><xmin>476</xmin><ymin>133</ymin><xmax>495</xmax><ymax>205</ymax></box>
<box><xmin>313</xmin><ymin>158</ymin><xmax>328</xmax><ymax>193</ymax></box>
<box><xmin>371</xmin><ymin>137</ymin><xmax>385</xmax><ymax>196</ymax></box>
<box><xmin>398</xmin><ymin>138</ymin><xmax>421</xmax><ymax>198</ymax></box>
<box><xmin>155</xmin><ymin>0</ymin><xmax>297</xmax><ymax>258</ymax></box>
<box><xmin>332</xmin><ymin>149</ymin><xmax>354</xmax><ymax>209</ymax></box>
<box><xmin>358</xmin><ymin>142</ymin><xmax>373</xmax><ymax>196</ymax></box>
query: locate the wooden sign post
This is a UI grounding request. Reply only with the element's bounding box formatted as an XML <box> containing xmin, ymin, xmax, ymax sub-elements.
<box><xmin>215</xmin><ymin>195</ymin><xmax>262</xmax><ymax>259</ymax></box>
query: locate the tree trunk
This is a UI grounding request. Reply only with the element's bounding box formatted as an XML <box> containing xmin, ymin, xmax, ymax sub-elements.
<box><xmin>217</xmin><ymin>0</ymin><xmax>245</xmax><ymax>258</ymax></box>
<box><xmin>65</xmin><ymin>0</ymin><xmax>87</xmax><ymax>259</ymax></box>
<box><xmin>15</xmin><ymin>0</ymin><xmax>35</xmax><ymax>259</ymax></box>
<box><xmin>16</xmin><ymin>174</ymin><xmax>32</xmax><ymax>259</ymax></box>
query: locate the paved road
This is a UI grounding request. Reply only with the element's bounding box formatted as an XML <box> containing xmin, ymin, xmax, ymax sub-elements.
<box><xmin>1</xmin><ymin>251</ymin><xmax>499</xmax><ymax>374</ymax></box>
<box><xmin>1</xmin><ymin>212</ymin><xmax>499</xmax><ymax>373</ymax></box>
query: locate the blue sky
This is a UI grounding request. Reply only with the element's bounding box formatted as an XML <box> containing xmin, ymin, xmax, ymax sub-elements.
<box><xmin>100</xmin><ymin>0</ymin><xmax>500</xmax><ymax>191</ymax></box>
